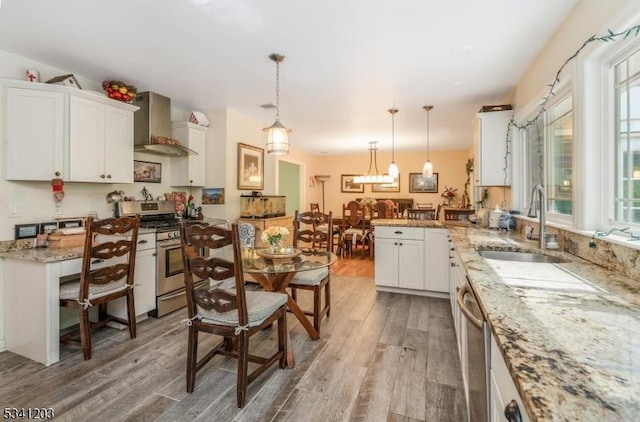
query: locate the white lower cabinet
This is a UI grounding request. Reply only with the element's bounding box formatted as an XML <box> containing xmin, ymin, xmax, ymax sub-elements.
<box><xmin>374</xmin><ymin>226</ymin><xmax>450</xmax><ymax>295</ymax></box>
<box><xmin>490</xmin><ymin>335</ymin><xmax>530</xmax><ymax>422</ymax></box>
<box><xmin>108</xmin><ymin>233</ymin><xmax>156</xmax><ymax>320</ymax></box>
<box><xmin>375</xmin><ymin>227</ymin><xmax>424</xmax><ymax>289</ymax></box>
<box><xmin>424</xmin><ymin>229</ymin><xmax>450</xmax><ymax>292</ymax></box>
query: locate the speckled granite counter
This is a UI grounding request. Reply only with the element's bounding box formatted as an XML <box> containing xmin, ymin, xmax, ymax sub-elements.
<box><xmin>371</xmin><ymin>218</ymin><xmax>444</xmax><ymax>228</ymax></box>
<box><xmin>0</xmin><ymin>227</ymin><xmax>156</xmax><ymax>263</ymax></box>
<box><xmin>447</xmin><ymin>224</ymin><xmax>640</xmax><ymax>422</ymax></box>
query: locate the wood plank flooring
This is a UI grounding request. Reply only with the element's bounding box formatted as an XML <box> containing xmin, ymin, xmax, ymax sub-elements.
<box><xmin>0</xmin><ymin>259</ymin><xmax>466</xmax><ymax>421</ymax></box>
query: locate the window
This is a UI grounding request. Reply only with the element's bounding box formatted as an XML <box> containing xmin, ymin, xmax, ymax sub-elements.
<box><xmin>614</xmin><ymin>47</ymin><xmax>640</xmax><ymax>225</ymax></box>
<box><xmin>524</xmin><ymin>117</ymin><xmax>544</xmax><ymax>199</ymax></box>
<box><xmin>546</xmin><ymin>95</ymin><xmax>573</xmax><ymax>216</ymax></box>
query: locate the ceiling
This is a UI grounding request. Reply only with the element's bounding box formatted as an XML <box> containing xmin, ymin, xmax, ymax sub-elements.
<box><xmin>0</xmin><ymin>0</ymin><xmax>577</xmax><ymax>155</ymax></box>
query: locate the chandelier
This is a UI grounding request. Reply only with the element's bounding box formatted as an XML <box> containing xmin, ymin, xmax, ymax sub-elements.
<box><xmin>353</xmin><ymin>142</ymin><xmax>394</xmax><ymax>184</ymax></box>
<box><xmin>263</xmin><ymin>53</ymin><xmax>290</xmax><ymax>155</ymax></box>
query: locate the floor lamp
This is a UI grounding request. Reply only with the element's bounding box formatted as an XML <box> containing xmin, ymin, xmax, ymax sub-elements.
<box><xmin>314</xmin><ymin>175</ymin><xmax>331</xmax><ymax>212</ymax></box>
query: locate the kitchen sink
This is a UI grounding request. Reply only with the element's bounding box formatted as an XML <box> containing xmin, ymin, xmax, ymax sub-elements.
<box><xmin>477</xmin><ymin>249</ymin><xmax>566</xmax><ymax>263</ymax></box>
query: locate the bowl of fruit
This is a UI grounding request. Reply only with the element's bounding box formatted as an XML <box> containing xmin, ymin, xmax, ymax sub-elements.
<box><xmin>102</xmin><ymin>80</ymin><xmax>137</xmax><ymax>103</ymax></box>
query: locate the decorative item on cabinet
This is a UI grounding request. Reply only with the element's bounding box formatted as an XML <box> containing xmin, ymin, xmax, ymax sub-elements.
<box><xmin>45</xmin><ymin>74</ymin><xmax>82</xmax><ymax>89</ymax></box>
<box><xmin>25</xmin><ymin>68</ymin><xmax>39</xmax><ymax>82</ymax></box>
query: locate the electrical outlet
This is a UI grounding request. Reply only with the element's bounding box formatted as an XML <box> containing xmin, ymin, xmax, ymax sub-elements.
<box><xmin>53</xmin><ymin>203</ymin><xmax>63</xmax><ymax>217</ymax></box>
<box><xmin>9</xmin><ymin>203</ymin><xmax>20</xmax><ymax>218</ymax></box>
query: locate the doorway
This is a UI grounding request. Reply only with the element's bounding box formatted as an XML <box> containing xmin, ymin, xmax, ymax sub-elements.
<box><xmin>278</xmin><ymin>160</ymin><xmax>302</xmax><ymax>216</ymax></box>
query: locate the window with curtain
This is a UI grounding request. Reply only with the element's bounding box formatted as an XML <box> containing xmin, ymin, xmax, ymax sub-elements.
<box><xmin>546</xmin><ymin>95</ymin><xmax>573</xmax><ymax>216</ymax></box>
<box><xmin>614</xmin><ymin>47</ymin><xmax>640</xmax><ymax>225</ymax></box>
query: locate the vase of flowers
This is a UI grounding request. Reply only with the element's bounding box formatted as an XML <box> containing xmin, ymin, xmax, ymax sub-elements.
<box><xmin>441</xmin><ymin>186</ymin><xmax>458</xmax><ymax>206</ymax></box>
<box><xmin>261</xmin><ymin>226</ymin><xmax>289</xmax><ymax>253</ymax></box>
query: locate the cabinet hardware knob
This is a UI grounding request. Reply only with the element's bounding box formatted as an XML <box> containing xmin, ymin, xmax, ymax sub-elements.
<box><xmin>504</xmin><ymin>400</ymin><xmax>522</xmax><ymax>422</ymax></box>
<box><xmin>394</xmin><ymin>242</ymin><xmax>397</xmax><ymax>246</ymax></box>
<box><xmin>450</xmin><ymin>247</ymin><xmax>455</xmax><ymax>251</ymax></box>
<box><xmin>399</xmin><ymin>243</ymin><xmax>403</xmax><ymax>246</ymax></box>
<box><xmin>394</xmin><ymin>231</ymin><xmax>403</xmax><ymax>235</ymax></box>
<box><xmin>450</xmin><ymin>262</ymin><xmax>458</xmax><ymax>267</ymax></box>
<box><xmin>139</xmin><ymin>240</ymin><xmax>148</xmax><ymax>244</ymax></box>
<box><xmin>100</xmin><ymin>174</ymin><xmax>106</xmax><ymax>179</ymax></box>
<box><xmin>55</xmin><ymin>171</ymin><xmax>61</xmax><ymax>177</ymax></box>
<box><xmin>91</xmin><ymin>259</ymin><xmax>104</xmax><ymax>264</ymax></box>
<box><xmin>107</xmin><ymin>174</ymin><xmax>112</xmax><ymax>179</ymax></box>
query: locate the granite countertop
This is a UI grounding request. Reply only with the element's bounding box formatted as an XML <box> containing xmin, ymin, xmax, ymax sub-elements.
<box><xmin>0</xmin><ymin>227</ymin><xmax>156</xmax><ymax>263</ymax></box>
<box><xmin>371</xmin><ymin>218</ymin><xmax>445</xmax><ymax>228</ymax></box>
<box><xmin>447</xmin><ymin>225</ymin><xmax>640</xmax><ymax>421</ymax></box>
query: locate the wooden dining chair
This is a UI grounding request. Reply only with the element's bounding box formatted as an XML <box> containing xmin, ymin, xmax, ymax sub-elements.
<box><xmin>59</xmin><ymin>215</ymin><xmax>140</xmax><ymax>360</ymax></box>
<box><xmin>341</xmin><ymin>200</ymin><xmax>370</xmax><ymax>258</ymax></box>
<box><xmin>289</xmin><ymin>210</ymin><xmax>333</xmax><ymax>333</ymax></box>
<box><xmin>180</xmin><ymin>222</ymin><xmax>287</xmax><ymax>408</ymax></box>
<box><xmin>384</xmin><ymin>199</ymin><xmax>399</xmax><ymax>218</ymax></box>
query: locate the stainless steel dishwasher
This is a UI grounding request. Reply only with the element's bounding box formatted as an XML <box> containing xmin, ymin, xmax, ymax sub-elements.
<box><xmin>457</xmin><ymin>276</ymin><xmax>490</xmax><ymax>422</ymax></box>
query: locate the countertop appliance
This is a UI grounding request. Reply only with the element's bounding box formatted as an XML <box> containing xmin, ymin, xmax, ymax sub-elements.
<box><xmin>117</xmin><ymin>200</ymin><xmax>228</xmax><ymax>318</ymax></box>
<box><xmin>457</xmin><ymin>278</ymin><xmax>489</xmax><ymax>422</ymax></box>
<box><xmin>133</xmin><ymin>91</ymin><xmax>197</xmax><ymax>156</ymax></box>
<box><xmin>476</xmin><ymin>208</ymin><xmax>491</xmax><ymax>228</ymax></box>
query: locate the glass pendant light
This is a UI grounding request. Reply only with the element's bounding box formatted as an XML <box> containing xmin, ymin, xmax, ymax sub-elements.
<box><xmin>263</xmin><ymin>53</ymin><xmax>291</xmax><ymax>155</ymax></box>
<box><xmin>422</xmin><ymin>105</ymin><xmax>434</xmax><ymax>177</ymax></box>
<box><xmin>387</xmin><ymin>108</ymin><xmax>399</xmax><ymax>178</ymax></box>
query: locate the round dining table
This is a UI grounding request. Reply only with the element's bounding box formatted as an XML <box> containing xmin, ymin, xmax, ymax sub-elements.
<box><xmin>241</xmin><ymin>247</ymin><xmax>337</xmax><ymax>367</ymax></box>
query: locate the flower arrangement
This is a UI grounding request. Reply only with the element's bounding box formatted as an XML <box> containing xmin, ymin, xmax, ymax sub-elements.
<box><xmin>360</xmin><ymin>196</ymin><xmax>376</xmax><ymax>207</ymax></box>
<box><xmin>441</xmin><ymin>186</ymin><xmax>458</xmax><ymax>205</ymax></box>
<box><xmin>261</xmin><ymin>226</ymin><xmax>289</xmax><ymax>248</ymax></box>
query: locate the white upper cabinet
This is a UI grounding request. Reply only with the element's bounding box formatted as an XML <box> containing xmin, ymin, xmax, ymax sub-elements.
<box><xmin>2</xmin><ymin>79</ymin><xmax>137</xmax><ymax>183</ymax></box>
<box><xmin>69</xmin><ymin>95</ymin><xmax>133</xmax><ymax>183</ymax></box>
<box><xmin>473</xmin><ymin>110</ymin><xmax>512</xmax><ymax>186</ymax></box>
<box><xmin>4</xmin><ymin>88</ymin><xmax>65</xmax><ymax>180</ymax></box>
<box><xmin>170</xmin><ymin>122</ymin><xmax>206</xmax><ymax>187</ymax></box>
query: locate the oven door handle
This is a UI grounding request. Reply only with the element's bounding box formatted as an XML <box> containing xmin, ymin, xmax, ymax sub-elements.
<box><xmin>157</xmin><ymin>240</ymin><xmax>181</xmax><ymax>249</ymax></box>
<box><xmin>160</xmin><ymin>290</ymin><xmax>187</xmax><ymax>301</ymax></box>
<box><xmin>456</xmin><ymin>284</ymin><xmax>483</xmax><ymax>329</ymax></box>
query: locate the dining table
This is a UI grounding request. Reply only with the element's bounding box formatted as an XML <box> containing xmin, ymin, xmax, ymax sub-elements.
<box><xmin>240</xmin><ymin>246</ymin><xmax>338</xmax><ymax>367</ymax></box>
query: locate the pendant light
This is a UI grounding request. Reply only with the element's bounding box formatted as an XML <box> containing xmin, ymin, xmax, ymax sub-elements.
<box><xmin>387</xmin><ymin>108</ymin><xmax>399</xmax><ymax>178</ymax></box>
<box><xmin>422</xmin><ymin>105</ymin><xmax>434</xmax><ymax>177</ymax></box>
<box><xmin>353</xmin><ymin>142</ymin><xmax>395</xmax><ymax>184</ymax></box>
<box><xmin>263</xmin><ymin>53</ymin><xmax>291</xmax><ymax>155</ymax></box>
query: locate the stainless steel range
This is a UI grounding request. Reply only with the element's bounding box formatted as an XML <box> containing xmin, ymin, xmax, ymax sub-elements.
<box><xmin>116</xmin><ymin>200</ymin><xmax>227</xmax><ymax>317</ymax></box>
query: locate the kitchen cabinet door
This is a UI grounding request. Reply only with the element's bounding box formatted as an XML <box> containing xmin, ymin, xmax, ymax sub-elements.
<box><xmin>490</xmin><ymin>335</ymin><xmax>530</xmax><ymax>422</ymax></box>
<box><xmin>104</xmin><ymin>104</ymin><xmax>134</xmax><ymax>183</ymax></box>
<box><xmin>108</xmin><ymin>233</ymin><xmax>156</xmax><ymax>319</ymax></box>
<box><xmin>473</xmin><ymin>110</ymin><xmax>512</xmax><ymax>186</ymax></box>
<box><xmin>68</xmin><ymin>95</ymin><xmax>134</xmax><ymax>183</ymax></box>
<box><xmin>4</xmin><ymin>88</ymin><xmax>65</xmax><ymax>181</ymax></box>
<box><xmin>170</xmin><ymin>122</ymin><xmax>206</xmax><ymax>186</ymax></box>
<box><xmin>374</xmin><ymin>227</ymin><xmax>424</xmax><ymax>290</ymax></box>
<box><xmin>424</xmin><ymin>229</ymin><xmax>450</xmax><ymax>293</ymax></box>
<box><xmin>374</xmin><ymin>237</ymin><xmax>399</xmax><ymax>287</ymax></box>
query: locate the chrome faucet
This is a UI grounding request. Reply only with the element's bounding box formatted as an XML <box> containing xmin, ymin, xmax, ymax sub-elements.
<box><xmin>527</xmin><ymin>184</ymin><xmax>546</xmax><ymax>249</ymax></box>
<box><xmin>594</xmin><ymin>227</ymin><xmax>640</xmax><ymax>241</ymax></box>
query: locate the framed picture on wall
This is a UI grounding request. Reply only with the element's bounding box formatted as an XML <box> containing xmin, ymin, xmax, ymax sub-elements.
<box><xmin>409</xmin><ymin>172</ymin><xmax>438</xmax><ymax>193</ymax></box>
<box><xmin>371</xmin><ymin>175</ymin><xmax>400</xmax><ymax>193</ymax></box>
<box><xmin>341</xmin><ymin>174</ymin><xmax>365</xmax><ymax>193</ymax></box>
<box><xmin>133</xmin><ymin>160</ymin><xmax>162</xmax><ymax>183</ymax></box>
<box><xmin>237</xmin><ymin>142</ymin><xmax>264</xmax><ymax>190</ymax></box>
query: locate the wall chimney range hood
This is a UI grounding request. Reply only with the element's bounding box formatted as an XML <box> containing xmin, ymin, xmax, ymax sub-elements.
<box><xmin>133</xmin><ymin>91</ymin><xmax>197</xmax><ymax>156</ymax></box>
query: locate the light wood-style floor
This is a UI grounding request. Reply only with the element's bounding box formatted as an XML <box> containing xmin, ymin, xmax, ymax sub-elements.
<box><xmin>0</xmin><ymin>257</ymin><xmax>466</xmax><ymax>421</ymax></box>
